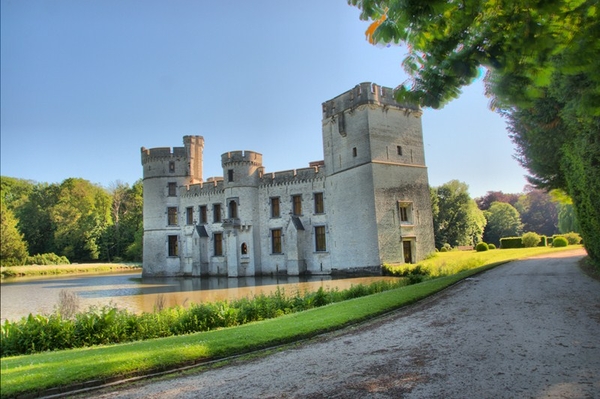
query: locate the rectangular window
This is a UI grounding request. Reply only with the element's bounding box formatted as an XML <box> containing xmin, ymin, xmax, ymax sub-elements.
<box><xmin>270</xmin><ymin>197</ymin><xmax>280</xmax><ymax>218</ymax></box>
<box><xmin>315</xmin><ymin>226</ymin><xmax>326</xmax><ymax>252</ymax></box>
<box><xmin>292</xmin><ymin>194</ymin><xmax>302</xmax><ymax>216</ymax></box>
<box><xmin>213</xmin><ymin>204</ymin><xmax>222</xmax><ymax>223</ymax></box>
<box><xmin>186</xmin><ymin>207</ymin><xmax>194</xmax><ymax>225</ymax></box>
<box><xmin>227</xmin><ymin>169</ymin><xmax>234</xmax><ymax>182</ymax></box>
<box><xmin>199</xmin><ymin>205</ymin><xmax>207</xmax><ymax>224</ymax></box>
<box><xmin>213</xmin><ymin>233</ymin><xmax>223</xmax><ymax>256</ymax></box>
<box><xmin>398</xmin><ymin>202</ymin><xmax>412</xmax><ymax>223</ymax></box>
<box><xmin>271</xmin><ymin>229</ymin><xmax>282</xmax><ymax>254</ymax></box>
<box><xmin>397</xmin><ymin>145</ymin><xmax>403</xmax><ymax>156</ymax></box>
<box><xmin>168</xmin><ymin>235</ymin><xmax>178</xmax><ymax>257</ymax></box>
<box><xmin>352</xmin><ymin>147</ymin><xmax>357</xmax><ymax>157</ymax></box>
<box><xmin>314</xmin><ymin>192</ymin><xmax>324</xmax><ymax>214</ymax></box>
<box><xmin>169</xmin><ymin>161</ymin><xmax>175</xmax><ymax>172</ymax></box>
<box><xmin>167</xmin><ymin>207</ymin><xmax>178</xmax><ymax>225</ymax></box>
<box><xmin>168</xmin><ymin>182</ymin><xmax>177</xmax><ymax>196</ymax></box>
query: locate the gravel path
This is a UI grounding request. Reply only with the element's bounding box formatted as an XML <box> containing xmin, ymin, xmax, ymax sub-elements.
<box><xmin>93</xmin><ymin>249</ymin><xmax>600</xmax><ymax>398</ymax></box>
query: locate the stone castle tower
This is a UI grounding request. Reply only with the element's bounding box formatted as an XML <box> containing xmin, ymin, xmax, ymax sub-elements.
<box><xmin>140</xmin><ymin>83</ymin><xmax>435</xmax><ymax>277</ymax></box>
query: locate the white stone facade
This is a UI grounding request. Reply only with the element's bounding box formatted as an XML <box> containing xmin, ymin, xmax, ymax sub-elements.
<box><xmin>141</xmin><ymin>83</ymin><xmax>435</xmax><ymax>277</ymax></box>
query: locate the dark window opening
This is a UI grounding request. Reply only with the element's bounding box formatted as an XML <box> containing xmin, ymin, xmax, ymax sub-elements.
<box><xmin>271</xmin><ymin>197</ymin><xmax>280</xmax><ymax>218</ymax></box>
<box><xmin>199</xmin><ymin>205</ymin><xmax>207</xmax><ymax>224</ymax></box>
<box><xmin>271</xmin><ymin>229</ymin><xmax>282</xmax><ymax>254</ymax></box>
<box><xmin>168</xmin><ymin>182</ymin><xmax>177</xmax><ymax>196</ymax></box>
<box><xmin>352</xmin><ymin>147</ymin><xmax>357</xmax><ymax>157</ymax></box>
<box><xmin>169</xmin><ymin>161</ymin><xmax>175</xmax><ymax>172</ymax></box>
<box><xmin>213</xmin><ymin>204</ymin><xmax>222</xmax><ymax>223</ymax></box>
<box><xmin>228</xmin><ymin>169</ymin><xmax>234</xmax><ymax>182</ymax></box>
<box><xmin>168</xmin><ymin>235</ymin><xmax>178</xmax><ymax>256</ymax></box>
<box><xmin>292</xmin><ymin>195</ymin><xmax>302</xmax><ymax>216</ymax></box>
<box><xmin>314</xmin><ymin>192</ymin><xmax>324</xmax><ymax>214</ymax></box>
<box><xmin>315</xmin><ymin>226</ymin><xmax>326</xmax><ymax>252</ymax></box>
<box><xmin>167</xmin><ymin>207</ymin><xmax>178</xmax><ymax>225</ymax></box>
<box><xmin>229</xmin><ymin>200</ymin><xmax>238</xmax><ymax>218</ymax></box>
<box><xmin>241</xmin><ymin>242</ymin><xmax>248</xmax><ymax>255</ymax></box>
<box><xmin>397</xmin><ymin>146</ymin><xmax>403</xmax><ymax>156</ymax></box>
<box><xmin>214</xmin><ymin>233</ymin><xmax>223</xmax><ymax>256</ymax></box>
<box><xmin>186</xmin><ymin>207</ymin><xmax>194</xmax><ymax>225</ymax></box>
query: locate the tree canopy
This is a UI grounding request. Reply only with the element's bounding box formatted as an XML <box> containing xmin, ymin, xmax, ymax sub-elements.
<box><xmin>350</xmin><ymin>0</ymin><xmax>600</xmax><ymax>264</ymax></box>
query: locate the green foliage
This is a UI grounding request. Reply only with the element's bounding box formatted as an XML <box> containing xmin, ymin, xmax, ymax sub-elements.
<box><xmin>431</xmin><ymin>181</ymin><xmax>485</xmax><ymax>248</ymax></box>
<box><xmin>552</xmin><ymin>236</ymin><xmax>569</xmax><ymax>247</ymax></box>
<box><xmin>0</xmin><ymin>202</ymin><xmax>28</xmax><ymax>266</ymax></box>
<box><xmin>484</xmin><ymin>202</ymin><xmax>523</xmax><ymax>246</ymax></box>
<box><xmin>488</xmin><ymin>243</ymin><xmax>496</xmax><ymax>250</ymax></box>
<box><xmin>0</xmin><ymin>279</ymin><xmax>407</xmax><ymax>357</ymax></box>
<box><xmin>521</xmin><ymin>232</ymin><xmax>542</xmax><ymax>248</ymax></box>
<box><xmin>515</xmin><ymin>188</ymin><xmax>559</xmax><ymax>236</ymax></box>
<box><xmin>500</xmin><ymin>237</ymin><xmax>523</xmax><ymax>249</ymax></box>
<box><xmin>25</xmin><ymin>253</ymin><xmax>70</xmax><ymax>265</ymax></box>
<box><xmin>475</xmin><ymin>242</ymin><xmax>489</xmax><ymax>252</ymax></box>
<box><xmin>561</xmin><ymin>232</ymin><xmax>582</xmax><ymax>245</ymax></box>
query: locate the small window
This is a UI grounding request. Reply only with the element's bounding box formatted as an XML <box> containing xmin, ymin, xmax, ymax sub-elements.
<box><xmin>168</xmin><ymin>182</ymin><xmax>177</xmax><ymax>196</ymax></box>
<box><xmin>241</xmin><ymin>242</ymin><xmax>248</xmax><ymax>255</ymax></box>
<box><xmin>213</xmin><ymin>233</ymin><xmax>223</xmax><ymax>256</ymax></box>
<box><xmin>228</xmin><ymin>169</ymin><xmax>234</xmax><ymax>182</ymax></box>
<box><xmin>271</xmin><ymin>229</ymin><xmax>282</xmax><ymax>254</ymax></box>
<box><xmin>397</xmin><ymin>146</ymin><xmax>403</xmax><ymax>156</ymax></box>
<box><xmin>168</xmin><ymin>235</ymin><xmax>178</xmax><ymax>256</ymax></box>
<box><xmin>292</xmin><ymin>195</ymin><xmax>302</xmax><ymax>216</ymax></box>
<box><xmin>352</xmin><ymin>147</ymin><xmax>357</xmax><ymax>157</ymax></box>
<box><xmin>270</xmin><ymin>197</ymin><xmax>280</xmax><ymax>218</ymax></box>
<box><xmin>398</xmin><ymin>202</ymin><xmax>412</xmax><ymax>223</ymax></box>
<box><xmin>228</xmin><ymin>200</ymin><xmax>238</xmax><ymax>219</ymax></box>
<box><xmin>186</xmin><ymin>207</ymin><xmax>194</xmax><ymax>225</ymax></box>
<box><xmin>169</xmin><ymin>161</ymin><xmax>175</xmax><ymax>172</ymax></box>
<box><xmin>315</xmin><ymin>226</ymin><xmax>326</xmax><ymax>252</ymax></box>
<box><xmin>199</xmin><ymin>205</ymin><xmax>208</xmax><ymax>224</ymax></box>
<box><xmin>314</xmin><ymin>192</ymin><xmax>324</xmax><ymax>214</ymax></box>
<box><xmin>213</xmin><ymin>204</ymin><xmax>222</xmax><ymax>223</ymax></box>
<box><xmin>167</xmin><ymin>207</ymin><xmax>178</xmax><ymax>225</ymax></box>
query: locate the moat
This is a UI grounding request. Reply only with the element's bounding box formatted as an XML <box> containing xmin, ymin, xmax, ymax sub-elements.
<box><xmin>0</xmin><ymin>271</ymin><xmax>398</xmax><ymax>322</ymax></box>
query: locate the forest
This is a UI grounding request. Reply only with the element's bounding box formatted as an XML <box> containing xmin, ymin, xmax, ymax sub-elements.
<box><xmin>1</xmin><ymin>176</ymin><xmax>142</xmax><ymax>265</ymax></box>
<box><xmin>0</xmin><ymin>175</ymin><xmax>578</xmax><ymax>266</ymax></box>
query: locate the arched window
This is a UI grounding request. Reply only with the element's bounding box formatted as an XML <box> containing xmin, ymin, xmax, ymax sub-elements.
<box><xmin>241</xmin><ymin>243</ymin><xmax>248</xmax><ymax>255</ymax></box>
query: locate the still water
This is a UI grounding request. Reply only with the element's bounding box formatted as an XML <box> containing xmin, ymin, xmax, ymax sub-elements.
<box><xmin>0</xmin><ymin>271</ymin><xmax>399</xmax><ymax>322</ymax></box>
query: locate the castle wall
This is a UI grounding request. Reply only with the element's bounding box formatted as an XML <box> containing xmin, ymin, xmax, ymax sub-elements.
<box><xmin>140</xmin><ymin>83</ymin><xmax>435</xmax><ymax>277</ymax></box>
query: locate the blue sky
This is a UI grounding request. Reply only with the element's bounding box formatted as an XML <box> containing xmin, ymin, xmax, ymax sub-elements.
<box><xmin>0</xmin><ymin>0</ymin><xmax>529</xmax><ymax>198</ymax></box>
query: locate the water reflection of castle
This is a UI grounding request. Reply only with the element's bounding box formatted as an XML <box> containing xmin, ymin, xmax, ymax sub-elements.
<box><xmin>141</xmin><ymin>83</ymin><xmax>435</xmax><ymax>277</ymax></box>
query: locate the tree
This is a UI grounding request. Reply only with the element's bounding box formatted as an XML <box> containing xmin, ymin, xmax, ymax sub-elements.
<box><xmin>349</xmin><ymin>0</ymin><xmax>600</xmax><ymax>264</ymax></box>
<box><xmin>515</xmin><ymin>187</ymin><xmax>558</xmax><ymax>237</ymax></box>
<box><xmin>431</xmin><ymin>180</ymin><xmax>485</xmax><ymax>248</ymax></box>
<box><xmin>0</xmin><ymin>201</ymin><xmax>28</xmax><ymax>265</ymax></box>
<box><xmin>475</xmin><ymin>190</ymin><xmax>521</xmax><ymax>211</ymax></box>
<box><xmin>15</xmin><ymin>183</ymin><xmax>60</xmax><ymax>256</ymax></box>
<box><xmin>483</xmin><ymin>202</ymin><xmax>523</xmax><ymax>246</ymax></box>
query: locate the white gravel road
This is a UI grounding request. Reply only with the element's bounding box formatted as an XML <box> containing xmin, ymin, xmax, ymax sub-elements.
<box><xmin>92</xmin><ymin>249</ymin><xmax>599</xmax><ymax>398</ymax></box>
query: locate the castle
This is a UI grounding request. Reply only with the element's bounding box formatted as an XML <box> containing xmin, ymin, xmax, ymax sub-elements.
<box><xmin>141</xmin><ymin>83</ymin><xmax>435</xmax><ymax>277</ymax></box>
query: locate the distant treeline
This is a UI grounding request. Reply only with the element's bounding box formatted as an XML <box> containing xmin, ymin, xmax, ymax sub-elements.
<box><xmin>1</xmin><ymin>177</ymin><xmax>142</xmax><ymax>265</ymax></box>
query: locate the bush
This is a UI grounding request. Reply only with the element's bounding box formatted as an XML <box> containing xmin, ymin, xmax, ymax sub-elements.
<box><xmin>562</xmin><ymin>232</ymin><xmax>582</xmax><ymax>245</ymax></box>
<box><xmin>522</xmin><ymin>232</ymin><xmax>542</xmax><ymax>248</ymax></box>
<box><xmin>475</xmin><ymin>242</ymin><xmax>489</xmax><ymax>252</ymax></box>
<box><xmin>552</xmin><ymin>236</ymin><xmax>569</xmax><ymax>247</ymax></box>
<box><xmin>25</xmin><ymin>253</ymin><xmax>70</xmax><ymax>265</ymax></box>
<box><xmin>488</xmin><ymin>243</ymin><xmax>496</xmax><ymax>250</ymax></box>
<box><xmin>500</xmin><ymin>237</ymin><xmax>523</xmax><ymax>249</ymax></box>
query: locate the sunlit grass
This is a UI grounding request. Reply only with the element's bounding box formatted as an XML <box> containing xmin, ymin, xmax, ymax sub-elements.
<box><xmin>0</xmin><ymin>245</ymin><xmax>583</xmax><ymax>398</ymax></box>
<box><xmin>0</xmin><ymin>263</ymin><xmax>141</xmax><ymax>278</ymax></box>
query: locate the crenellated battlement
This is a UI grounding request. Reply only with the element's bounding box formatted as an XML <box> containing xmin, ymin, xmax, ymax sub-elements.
<box><xmin>259</xmin><ymin>165</ymin><xmax>325</xmax><ymax>187</ymax></box>
<box><xmin>221</xmin><ymin>150</ymin><xmax>263</xmax><ymax>166</ymax></box>
<box><xmin>322</xmin><ymin>82</ymin><xmax>419</xmax><ymax>118</ymax></box>
<box><xmin>141</xmin><ymin>146</ymin><xmax>187</xmax><ymax>164</ymax></box>
<box><xmin>180</xmin><ymin>179</ymin><xmax>225</xmax><ymax>198</ymax></box>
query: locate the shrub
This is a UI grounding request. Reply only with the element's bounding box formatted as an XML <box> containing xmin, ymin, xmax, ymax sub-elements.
<box><xmin>488</xmin><ymin>243</ymin><xmax>496</xmax><ymax>250</ymax></box>
<box><xmin>562</xmin><ymin>232</ymin><xmax>582</xmax><ymax>245</ymax></box>
<box><xmin>522</xmin><ymin>232</ymin><xmax>542</xmax><ymax>248</ymax></box>
<box><xmin>500</xmin><ymin>237</ymin><xmax>523</xmax><ymax>249</ymax></box>
<box><xmin>475</xmin><ymin>242</ymin><xmax>489</xmax><ymax>252</ymax></box>
<box><xmin>25</xmin><ymin>253</ymin><xmax>70</xmax><ymax>265</ymax></box>
<box><xmin>552</xmin><ymin>236</ymin><xmax>569</xmax><ymax>247</ymax></box>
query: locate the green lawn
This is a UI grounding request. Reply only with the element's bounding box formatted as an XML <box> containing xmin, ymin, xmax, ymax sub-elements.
<box><xmin>0</xmin><ymin>246</ymin><xmax>583</xmax><ymax>398</ymax></box>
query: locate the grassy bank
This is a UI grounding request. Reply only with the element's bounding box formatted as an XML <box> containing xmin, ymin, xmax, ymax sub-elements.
<box><xmin>0</xmin><ymin>246</ymin><xmax>583</xmax><ymax>398</ymax></box>
<box><xmin>0</xmin><ymin>263</ymin><xmax>141</xmax><ymax>279</ymax></box>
